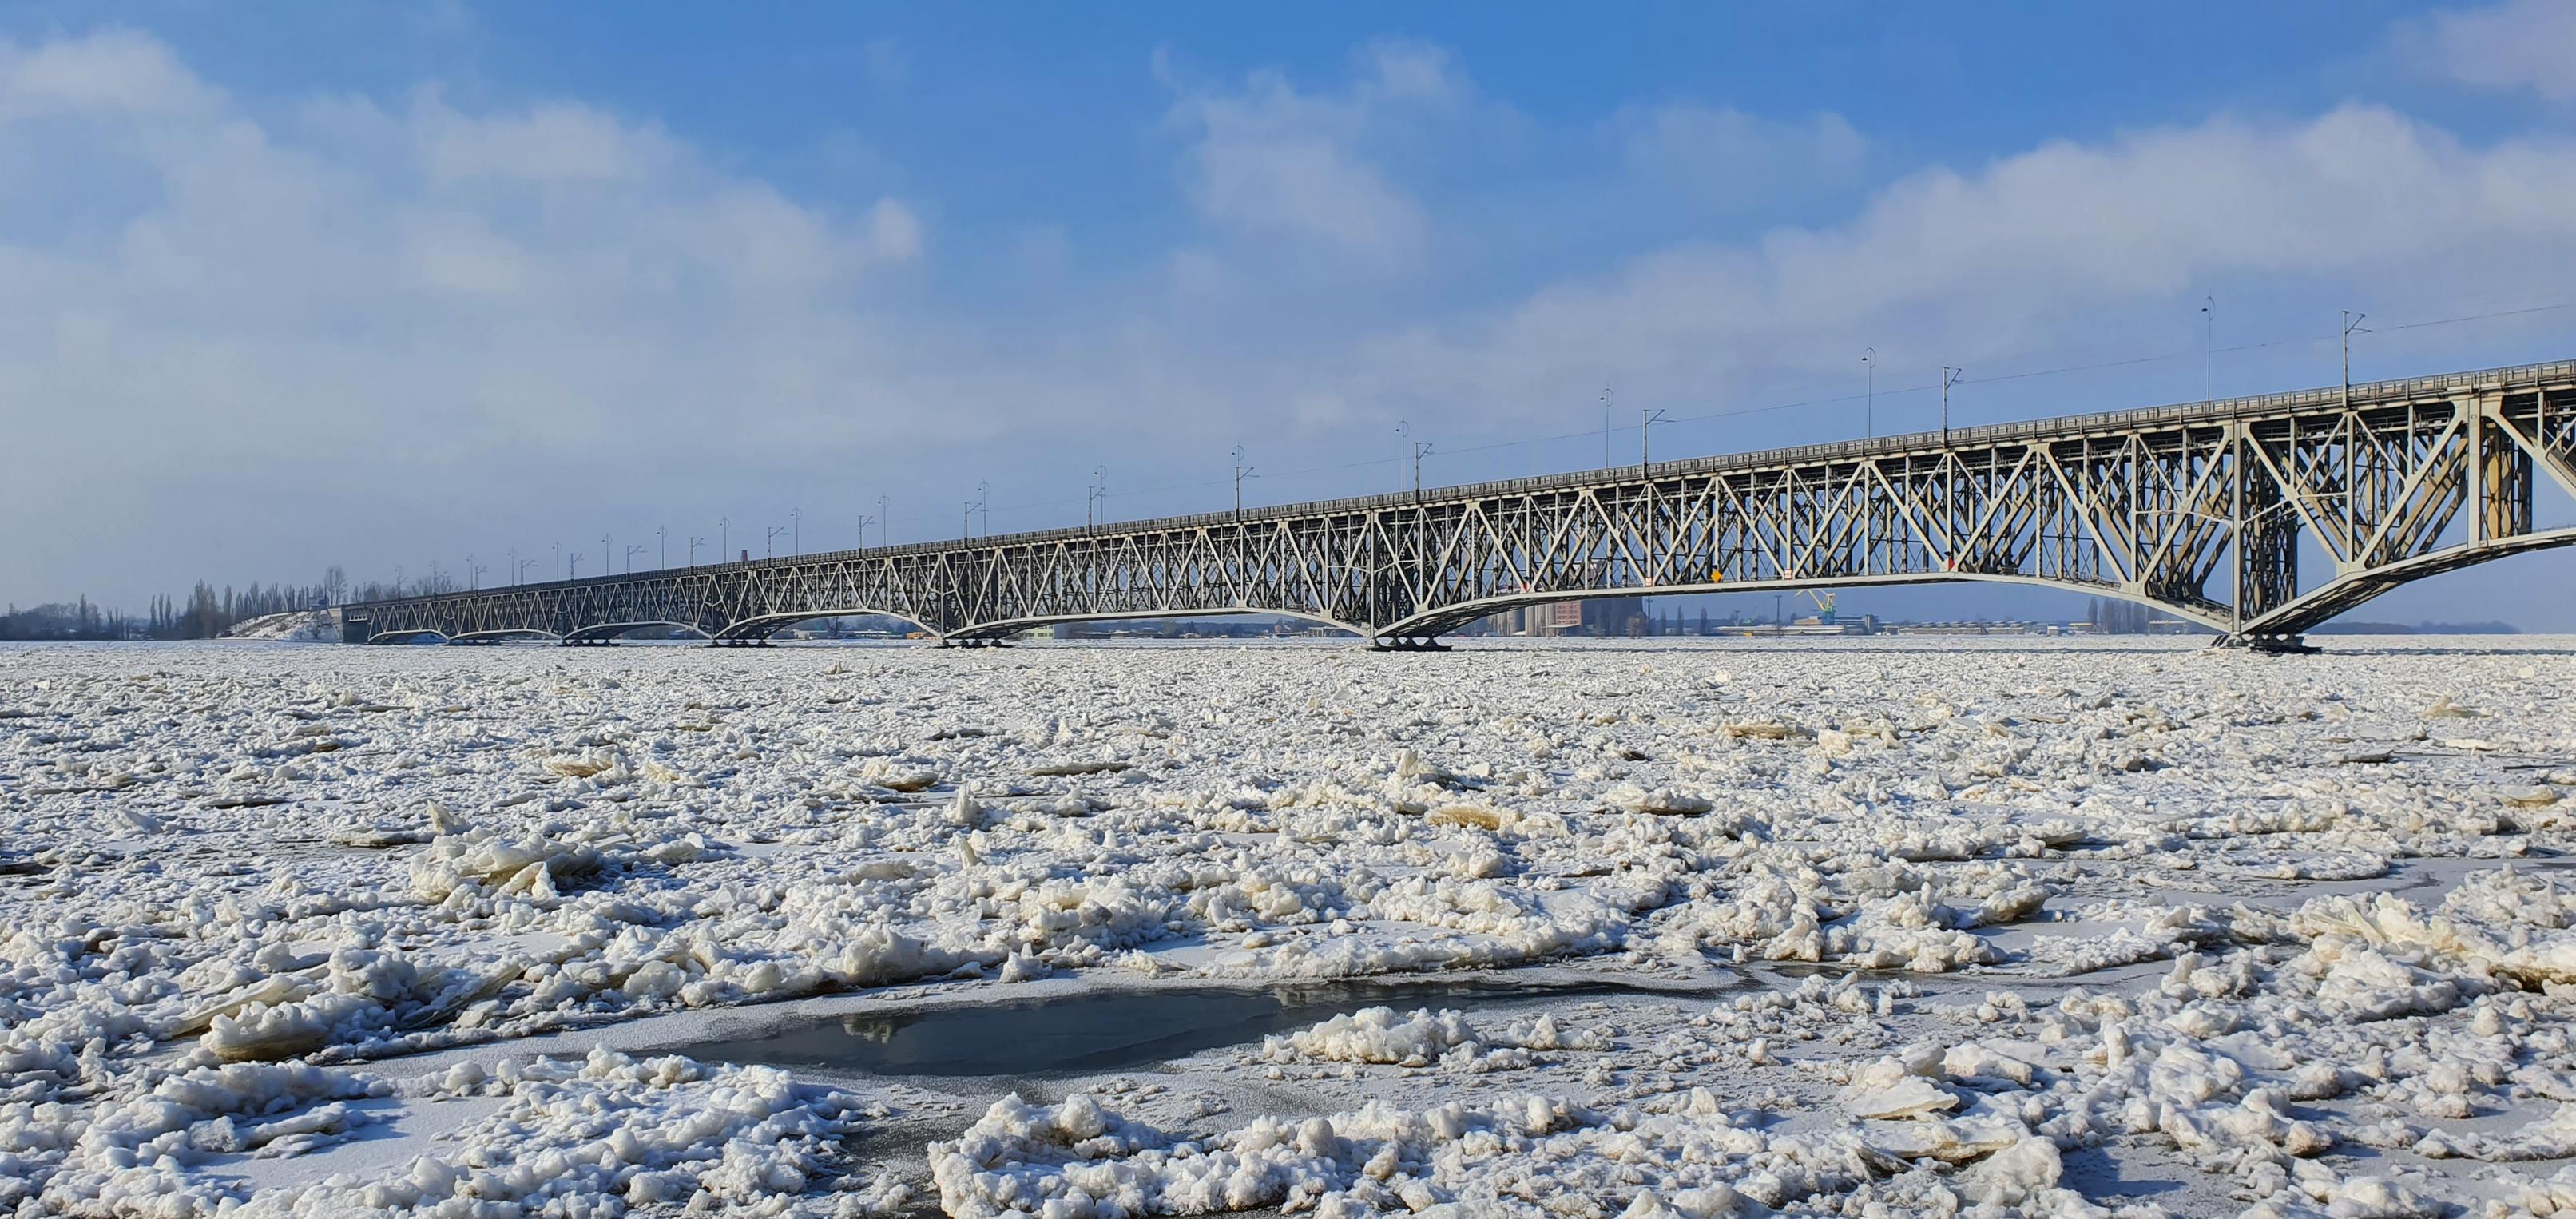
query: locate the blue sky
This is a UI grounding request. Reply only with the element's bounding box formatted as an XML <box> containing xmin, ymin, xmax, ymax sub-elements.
<box><xmin>7</xmin><ymin>2</ymin><xmax>2576</xmax><ymax>625</ymax></box>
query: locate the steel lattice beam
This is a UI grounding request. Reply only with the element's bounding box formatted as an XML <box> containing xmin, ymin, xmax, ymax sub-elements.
<box><xmin>345</xmin><ymin>359</ymin><xmax>2576</xmax><ymax>652</ymax></box>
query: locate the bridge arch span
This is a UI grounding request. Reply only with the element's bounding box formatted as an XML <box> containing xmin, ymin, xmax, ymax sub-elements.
<box><xmin>2241</xmin><ymin>527</ymin><xmax>2576</xmax><ymax>639</ymax></box>
<box><xmin>1380</xmin><ymin>572</ymin><xmax>2232</xmax><ymax>641</ymax></box>
<box><xmin>712</xmin><ymin>608</ymin><xmax>944</xmax><ymax>643</ymax></box>
<box><xmin>951</xmin><ymin>606</ymin><xmax>1374</xmax><ymax>643</ymax></box>
<box><xmin>562</xmin><ymin>621</ymin><xmax>715</xmax><ymax>644</ymax></box>
<box><xmin>448</xmin><ymin>628</ymin><xmax>563</xmax><ymax>644</ymax></box>
<box><xmin>365</xmin><ymin>629</ymin><xmax>453</xmax><ymax>645</ymax></box>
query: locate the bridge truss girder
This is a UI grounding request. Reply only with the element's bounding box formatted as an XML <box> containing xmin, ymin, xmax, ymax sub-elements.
<box><xmin>345</xmin><ymin>362</ymin><xmax>2576</xmax><ymax>651</ymax></box>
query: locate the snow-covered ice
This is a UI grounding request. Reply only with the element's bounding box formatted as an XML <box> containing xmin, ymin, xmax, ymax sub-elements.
<box><xmin>6</xmin><ymin>634</ymin><xmax>2576</xmax><ymax>1216</ymax></box>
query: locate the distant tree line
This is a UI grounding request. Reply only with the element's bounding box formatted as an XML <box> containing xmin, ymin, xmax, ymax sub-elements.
<box><xmin>1</xmin><ymin>566</ymin><xmax>367</xmax><ymax>641</ymax></box>
<box><xmin>0</xmin><ymin>597</ymin><xmax>126</xmax><ymax>641</ymax></box>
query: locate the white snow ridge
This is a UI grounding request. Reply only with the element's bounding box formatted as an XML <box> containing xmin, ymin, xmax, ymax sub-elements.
<box><xmin>6</xmin><ymin>635</ymin><xmax>2576</xmax><ymax>1215</ymax></box>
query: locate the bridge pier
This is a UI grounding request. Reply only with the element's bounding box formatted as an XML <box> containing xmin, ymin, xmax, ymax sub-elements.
<box><xmin>2218</xmin><ymin>633</ymin><xmax>2318</xmax><ymax>656</ymax></box>
<box><xmin>1370</xmin><ymin>637</ymin><xmax>1451</xmax><ymax>653</ymax></box>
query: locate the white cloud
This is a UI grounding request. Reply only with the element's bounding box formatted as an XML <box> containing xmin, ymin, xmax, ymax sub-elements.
<box><xmin>415</xmin><ymin>97</ymin><xmax>675</xmax><ymax>184</ymax></box>
<box><xmin>0</xmin><ymin>30</ymin><xmax>963</xmax><ymax>604</ymax></box>
<box><xmin>0</xmin><ymin>26</ymin><xmax>214</xmax><ymax>119</ymax></box>
<box><xmin>1338</xmin><ymin>105</ymin><xmax>2576</xmax><ymax>419</ymax></box>
<box><xmin>1158</xmin><ymin>41</ymin><xmax>1471</xmax><ymax>259</ymax></box>
<box><xmin>2422</xmin><ymin>0</ymin><xmax>2576</xmax><ymax>103</ymax></box>
<box><xmin>1617</xmin><ymin>103</ymin><xmax>1866</xmax><ymax>207</ymax></box>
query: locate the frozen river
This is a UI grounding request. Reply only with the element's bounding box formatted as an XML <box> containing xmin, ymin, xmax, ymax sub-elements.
<box><xmin>5</xmin><ymin>636</ymin><xmax>2575</xmax><ymax>1216</ymax></box>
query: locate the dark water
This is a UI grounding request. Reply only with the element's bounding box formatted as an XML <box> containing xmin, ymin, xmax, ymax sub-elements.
<box><xmin>661</xmin><ymin>974</ymin><xmax>1721</xmax><ymax>1078</ymax></box>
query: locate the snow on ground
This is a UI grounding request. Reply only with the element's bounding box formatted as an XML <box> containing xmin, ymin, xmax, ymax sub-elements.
<box><xmin>3</xmin><ymin>635</ymin><xmax>2576</xmax><ymax>1216</ymax></box>
<box><xmin>218</xmin><ymin>612</ymin><xmax>335</xmax><ymax>642</ymax></box>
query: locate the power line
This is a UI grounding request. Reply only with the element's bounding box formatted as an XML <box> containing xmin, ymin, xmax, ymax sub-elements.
<box><xmin>859</xmin><ymin>296</ymin><xmax>2576</xmax><ymax>532</ymax></box>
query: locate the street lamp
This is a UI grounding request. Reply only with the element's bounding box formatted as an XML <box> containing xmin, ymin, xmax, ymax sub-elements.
<box><xmin>1599</xmin><ymin>388</ymin><xmax>1613</xmax><ymax>467</ymax></box>
<box><xmin>1939</xmin><ymin>366</ymin><xmax>1966</xmax><ymax>442</ymax></box>
<box><xmin>1412</xmin><ymin>440</ymin><xmax>1434</xmax><ymax>503</ymax></box>
<box><xmin>2201</xmin><ymin>297</ymin><xmax>2215</xmax><ymax>407</ymax></box>
<box><xmin>765</xmin><ymin>526</ymin><xmax>788</xmax><ymax>559</ymax></box>
<box><xmin>1232</xmin><ymin>445</ymin><xmax>1256</xmax><ymax>520</ymax></box>
<box><xmin>551</xmin><ymin>543</ymin><xmax>560</xmax><ymax>581</ymax></box>
<box><xmin>1087</xmin><ymin>467</ymin><xmax>1106</xmax><ymax>531</ymax></box>
<box><xmin>856</xmin><ymin>513</ymin><xmax>877</xmax><ymax>550</ymax></box>
<box><xmin>518</xmin><ymin>558</ymin><xmax>538</xmax><ymax>585</ymax></box>
<box><xmin>688</xmin><ymin>535</ymin><xmax>705</xmax><ymax>566</ymax></box>
<box><xmin>876</xmin><ymin>495</ymin><xmax>891</xmax><ymax>547</ymax></box>
<box><xmin>509</xmin><ymin>547</ymin><xmax>518</xmax><ymax>586</ymax></box>
<box><xmin>569</xmin><ymin>551</ymin><xmax>584</xmax><ymax>578</ymax></box>
<box><xmin>1860</xmin><ymin>347</ymin><xmax>1875</xmax><ymax>439</ymax></box>
<box><xmin>791</xmin><ymin>505</ymin><xmax>801</xmax><ymax>556</ymax></box>
<box><xmin>657</xmin><ymin>526</ymin><xmax>667</xmax><ymax>570</ymax></box>
<box><xmin>625</xmin><ymin>544</ymin><xmax>645</xmax><ymax>574</ymax></box>
<box><xmin>719</xmin><ymin>517</ymin><xmax>731</xmax><ymax>562</ymax></box>
<box><xmin>1395</xmin><ymin>419</ymin><xmax>1410</xmax><ymax>494</ymax></box>
<box><xmin>469</xmin><ymin>557</ymin><xmax>486</xmax><ymax>591</ymax></box>
<box><xmin>600</xmin><ymin>535</ymin><xmax>610</xmax><ymax>578</ymax></box>
<box><xmin>2342</xmin><ymin>310</ymin><xmax>2369</xmax><ymax>411</ymax></box>
<box><xmin>1641</xmin><ymin>408</ymin><xmax>1666</xmax><ymax>477</ymax></box>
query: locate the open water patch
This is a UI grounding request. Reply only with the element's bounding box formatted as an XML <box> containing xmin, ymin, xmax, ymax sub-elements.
<box><xmin>661</xmin><ymin>974</ymin><xmax>1724</xmax><ymax>1078</ymax></box>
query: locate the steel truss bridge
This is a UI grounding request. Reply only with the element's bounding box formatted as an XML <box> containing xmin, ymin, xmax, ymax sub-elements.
<box><xmin>347</xmin><ymin>359</ymin><xmax>2576</xmax><ymax>653</ymax></box>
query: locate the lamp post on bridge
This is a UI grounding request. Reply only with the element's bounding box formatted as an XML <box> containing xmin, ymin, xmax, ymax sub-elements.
<box><xmin>1641</xmin><ymin>408</ymin><xmax>1666</xmax><ymax>478</ymax></box>
<box><xmin>519</xmin><ymin>558</ymin><xmax>538</xmax><ymax>585</ymax></box>
<box><xmin>1087</xmin><ymin>467</ymin><xmax>1105</xmax><ymax>533</ymax></box>
<box><xmin>394</xmin><ymin>566</ymin><xmax>403</xmax><ymax>598</ymax></box>
<box><xmin>2342</xmin><ymin>311</ymin><xmax>2369</xmax><ymax>411</ymax></box>
<box><xmin>1939</xmin><ymin>366</ymin><xmax>1966</xmax><ymax>443</ymax></box>
<box><xmin>876</xmin><ymin>495</ymin><xmax>890</xmax><ymax>547</ymax></box>
<box><xmin>1412</xmin><ymin>441</ymin><xmax>1433</xmax><ymax>505</ymax></box>
<box><xmin>2202</xmin><ymin>298</ymin><xmax>2215</xmax><ymax>407</ymax></box>
<box><xmin>600</xmin><ymin>535</ymin><xmax>609</xmax><ymax>579</ymax></box>
<box><xmin>688</xmin><ymin>536</ymin><xmax>704</xmax><ymax>566</ymax></box>
<box><xmin>552</xmin><ymin>543</ymin><xmax>560</xmax><ymax>581</ymax></box>
<box><xmin>1600</xmin><ymin>388</ymin><xmax>1614</xmax><ymax>467</ymax></box>
<box><xmin>1232</xmin><ymin>446</ymin><xmax>1256</xmax><ymax>521</ymax></box>
<box><xmin>625</xmin><ymin>544</ymin><xmax>645</xmax><ymax>574</ymax></box>
<box><xmin>1861</xmin><ymin>348</ymin><xmax>1875</xmax><ymax>440</ymax></box>
<box><xmin>978</xmin><ymin>482</ymin><xmax>990</xmax><ymax>536</ymax></box>
<box><xmin>1395</xmin><ymin>419</ymin><xmax>1410</xmax><ymax>494</ymax></box>
<box><xmin>469</xmin><ymin>557</ymin><xmax>487</xmax><ymax>591</ymax></box>
<box><xmin>657</xmin><ymin>526</ymin><xmax>667</xmax><ymax>570</ymax></box>
<box><xmin>765</xmin><ymin>526</ymin><xmax>788</xmax><ymax>560</ymax></box>
<box><xmin>791</xmin><ymin>505</ymin><xmax>801</xmax><ymax>556</ymax></box>
<box><xmin>855</xmin><ymin>513</ymin><xmax>876</xmax><ymax>550</ymax></box>
<box><xmin>509</xmin><ymin>547</ymin><xmax>518</xmax><ymax>587</ymax></box>
<box><xmin>569</xmin><ymin>552</ymin><xmax>583</xmax><ymax>578</ymax></box>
